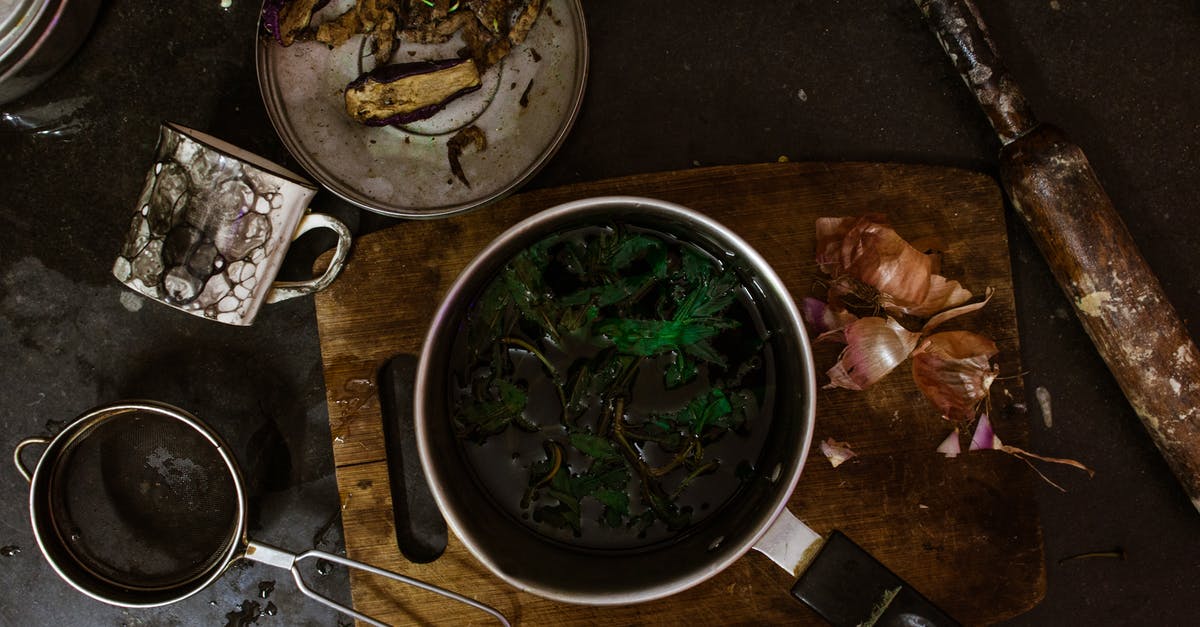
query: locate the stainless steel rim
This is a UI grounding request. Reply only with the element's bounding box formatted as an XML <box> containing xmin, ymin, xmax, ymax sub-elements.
<box><xmin>415</xmin><ymin>196</ymin><xmax>817</xmax><ymax>604</ymax></box>
<box><xmin>0</xmin><ymin>0</ymin><xmax>56</xmax><ymax>81</ymax></box>
<box><xmin>26</xmin><ymin>400</ymin><xmax>249</xmax><ymax>608</ymax></box>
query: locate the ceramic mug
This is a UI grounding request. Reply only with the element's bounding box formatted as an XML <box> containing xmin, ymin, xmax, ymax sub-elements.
<box><xmin>112</xmin><ymin>122</ymin><xmax>352</xmax><ymax>326</ymax></box>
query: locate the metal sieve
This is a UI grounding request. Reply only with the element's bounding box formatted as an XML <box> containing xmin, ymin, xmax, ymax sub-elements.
<box><xmin>14</xmin><ymin>400</ymin><xmax>508</xmax><ymax>626</ymax></box>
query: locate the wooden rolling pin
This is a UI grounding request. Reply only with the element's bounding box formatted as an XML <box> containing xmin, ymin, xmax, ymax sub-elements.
<box><xmin>916</xmin><ymin>0</ymin><xmax>1200</xmax><ymax>512</ymax></box>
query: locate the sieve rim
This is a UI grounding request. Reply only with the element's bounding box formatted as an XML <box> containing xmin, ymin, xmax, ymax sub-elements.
<box><xmin>27</xmin><ymin>400</ymin><xmax>249</xmax><ymax>608</ymax></box>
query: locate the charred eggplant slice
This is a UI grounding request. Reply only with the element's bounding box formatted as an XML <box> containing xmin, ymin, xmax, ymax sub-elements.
<box><xmin>345</xmin><ymin>58</ymin><xmax>483</xmax><ymax>126</ymax></box>
<box><xmin>447</xmin><ymin>125</ymin><xmax>487</xmax><ymax>186</ymax></box>
<box><xmin>262</xmin><ymin>0</ymin><xmax>330</xmax><ymax>46</ymax></box>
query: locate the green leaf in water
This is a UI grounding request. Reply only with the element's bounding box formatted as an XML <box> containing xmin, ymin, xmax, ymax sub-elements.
<box><xmin>595</xmin><ymin>267</ymin><xmax>741</xmax><ymax>366</ymax></box>
<box><xmin>664</xmin><ymin>352</ymin><xmax>698</xmax><ymax>389</ymax></box>
<box><xmin>595</xmin><ymin>488</ymin><xmax>631</xmax><ymax>527</ymax></box>
<box><xmin>455</xmin><ymin>379</ymin><xmax>528</xmax><ymax>440</ymax></box>
<box><xmin>569</xmin><ymin>432</ymin><xmax>620</xmax><ymax>462</ymax></box>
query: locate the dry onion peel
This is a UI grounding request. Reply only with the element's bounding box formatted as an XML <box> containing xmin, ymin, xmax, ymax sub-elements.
<box><xmin>820</xmin><ymin>438</ymin><xmax>858</xmax><ymax>468</ymax></box>
<box><xmin>936</xmin><ymin>429</ymin><xmax>962</xmax><ymax>458</ymax></box>
<box><xmin>811</xmin><ymin>216</ymin><xmax>1001</xmax><ymax>427</ymax></box>
<box><xmin>824</xmin><ymin>317</ymin><xmax>920</xmax><ymax>391</ymax></box>
<box><xmin>883</xmin><ymin>273</ymin><xmax>974</xmax><ymax>318</ymax></box>
<box><xmin>911</xmin><ymin>330</ymin><xmax>999</xmax><ymax>422</ymax></box>
<box><xmin>921</xmin><ymin>286</ymin><xmax>995</xmax><ymax>333</ymax></box>
<box><xmin>953</xmin><ymin>414</ymin><xmax>1093</xmax><ymax>491</ymax></box>
<box><xmin>801</xmin><ymin>296</ymin><xmax>859</xmax><ymax>336</ymax></box>
<box><xmin>815</xmin><ymin>216</ymin><xmax>860</xmax><ymax>275</ymax></box>
<box><xmin>814</xmin><ymin>215</ymin><xmax>982</xmax><ymax>317</ymax></box>
<box><xmin>839</xmin><ymin>218</ymin><xmax>934</xmax><ymax>307</ymax></box>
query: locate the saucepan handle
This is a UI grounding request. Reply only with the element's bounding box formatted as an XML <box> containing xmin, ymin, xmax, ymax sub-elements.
<box><xmin>753</xmin><ymin>509</ymin><xmax>960</xmax><ymax>626</ymax></box>
<box><xmin>244</xmin><ymin>541</ymin><xmax>509</xmax><ymax>626</ymax></box>
<box><xmin>13</xmin><ymin>436</ymin><xmax>51</xmax><ymax>483</ymax></box>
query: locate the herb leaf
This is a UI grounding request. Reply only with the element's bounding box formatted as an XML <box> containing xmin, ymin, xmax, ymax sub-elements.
<box><xmin>570</xmin><ymin>432</ymin><xmax>620</xmax><ymax>461</ymax></box>
<box><xmin>455</xmin><ymin>379</ymin><xmax>528</xmax><ymax>441</ymax></box>
<box><xmin>664</xmin><ymin>352</ymin><xmax>698</xmax><ymax>388</ymax></box>
<box><xmin>456</xmin><ymin>225</ymin><xmax>764</xmax><ymax>540</ymax></box>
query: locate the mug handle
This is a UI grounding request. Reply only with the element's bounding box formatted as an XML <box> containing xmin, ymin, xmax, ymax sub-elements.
<box><xmin>13</xmin><ymin>437</ymin><xmax>50</xmax><ymax>483</ymax></box>
<box><xmin>265</xmin><ymin>212</ymin><xmax>353</xmax><ymax>304</ymax></box>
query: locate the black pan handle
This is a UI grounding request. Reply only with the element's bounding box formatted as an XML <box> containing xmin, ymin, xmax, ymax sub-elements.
<box><xmin>378</xmin><ymin>354</ymin><xmax>448</xmax><ymax>563</ymax></box>
<box><xmin>791</xmin><ymin>531</ymin><xmax>961</xmax><ymax>627</ymax></box>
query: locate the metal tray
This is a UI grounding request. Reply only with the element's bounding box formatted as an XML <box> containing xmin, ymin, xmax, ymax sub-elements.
<box><xmin>256</xmin><ymin>0</ymin><xmax>587</xmax><ymax>219</ymax></box>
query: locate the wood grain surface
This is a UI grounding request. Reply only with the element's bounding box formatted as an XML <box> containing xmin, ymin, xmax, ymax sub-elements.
<box><xmin>313</xmin><ymin>162</ymin><xmax>1044</xmax><ymax>626</ymax></box>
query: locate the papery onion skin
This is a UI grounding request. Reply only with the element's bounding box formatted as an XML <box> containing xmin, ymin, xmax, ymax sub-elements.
<box><xmin>840</xmin><ymin>218</ymin><xmax>934</xmax><ymax>307</ymax></box>
<box><xmin>911</xmin><ymin>331</ymin><xmax>999</xmax><ymax>422</ymax></box>
<box><xmin>937</xmin><ymin>429</ymin><xmax>962</xmax><ymax>457</ymax></box>
<box><xmin>968</xmin><ymin>413</ymin><xmax>1001</xmax><ymax>450</ymax></box>
<box><xmin>825</xmin><ymin>317</ymin><xmax>921</xmax><ymax>391</ymax></box>
<box><xmin>815</xmin><ymin>216</ymin><xmax>861</xmax><ymax>275</ymax></box>
<box><xmin>814</xmin><ymin>216</ymin><xmax>988</xmax><ymax>318</ymax></box>
<box><xmin>884</xmin><ymin>273</ymin><xmax>973</xmax><ymax>318</ymax></box>
<box><xmin>802</xmin><ymin>297</ymin><xmax>858</xmax><ymax>336</ymax></box>
<box><xmin>820</xmin><ymin>438</ymin><xmax>858</xmax><ymax>467</ymax></box>
<box><xmin>961</xmin><ymin>413</ymin><xmax>1094</xmax><ymax>491</ymax></box>
<box><xmin>921</xmin><ymin>287</ymin><xmax>995</xmax><ymax>333</ymax></box>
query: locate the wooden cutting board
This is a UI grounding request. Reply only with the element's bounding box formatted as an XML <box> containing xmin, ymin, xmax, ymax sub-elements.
<box><xmin>314</xmin><ymin>162</ymin><xmax>1045</xmax><ymax>625</ymax></box>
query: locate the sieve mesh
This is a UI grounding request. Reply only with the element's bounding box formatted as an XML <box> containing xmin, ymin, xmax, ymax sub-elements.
<box><xmin>48</xmin><ymin>410</ymin><xmax>240</xmax><ymax>591</ymax></box>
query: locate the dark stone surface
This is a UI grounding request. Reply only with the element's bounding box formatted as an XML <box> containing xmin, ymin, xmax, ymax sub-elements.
<box><xmin>1</xmin><ymin>0</ymin><xmax>1197</xmax><ymax>624</ymax></box>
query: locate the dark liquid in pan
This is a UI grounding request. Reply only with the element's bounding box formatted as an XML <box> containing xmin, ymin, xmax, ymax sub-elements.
<box><xmin>447</xmin><ymin>224</ymin><xmax>777</xmax><ymax>551</ymax></box>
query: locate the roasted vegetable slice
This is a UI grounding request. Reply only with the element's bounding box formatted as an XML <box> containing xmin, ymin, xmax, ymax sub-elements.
<box><xmin>344</xmin><ymin>58</ymin><xmax>482</xmax><ymax>126</ymax></box>
<box><xmin>316</xmin><ymin>0</ymin><xmax>400</xmax><ymax>65</ymax></box>
<box><xmin>447</xmin><ymin>125</ymin><xmax>487</xmax><ymax>186</ymax></box>
<box><xmin>262</xmin><ymin>0</ymin><xmax>331</xmax><ymax>46</ymax></box>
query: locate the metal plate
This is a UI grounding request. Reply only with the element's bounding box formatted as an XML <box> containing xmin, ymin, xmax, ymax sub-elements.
<box><xmin>256</xmin><ymin>1</ymin><xmax>588</xmax><ymax>219</ymax></box>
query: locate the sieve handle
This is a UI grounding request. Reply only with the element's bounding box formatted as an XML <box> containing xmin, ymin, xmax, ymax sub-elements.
<box><xmin>244</xmin><ymin>541</ymin><xmax>509</xmax><ymax>626</ymax></box>
<box><xmin>13</xmin><ymin>437</ymin><xmax>50</xmax><ymax>483</ymax></box>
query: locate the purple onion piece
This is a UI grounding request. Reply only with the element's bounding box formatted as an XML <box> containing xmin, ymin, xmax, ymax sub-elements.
<box><xmin>968</xmin><ymin>413</ymin><xmax>998</xmax><ymax>451</ymax></box>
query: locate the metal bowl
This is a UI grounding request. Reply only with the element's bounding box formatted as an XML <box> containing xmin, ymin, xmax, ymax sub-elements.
<box><xmin>414</xmin><ymin>196</ymin><xmax>817</xmax><ymax>604</ymax></box>
<box><xmin>255</xmin><ymin>0</ymin><xmax>588</xmax><ymax>219</ymax></box>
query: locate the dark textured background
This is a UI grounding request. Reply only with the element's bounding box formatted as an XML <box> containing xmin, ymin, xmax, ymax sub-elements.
<box><xmin>1</xmin><ymin>0</ymin><xmax>1197</xmax><ymax>624</ymax></box>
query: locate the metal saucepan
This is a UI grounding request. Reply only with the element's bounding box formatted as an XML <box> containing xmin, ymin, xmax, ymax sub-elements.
<box><xmin>0</xmin><ymin>0</ymin><xmax>101</xmax><ymax>104</ymax></box>
<box><xmin>14</xmin><ymin>400</ymin><xmax>508</xmax><ymax>625</ymax></box>
<box><xmin>414</xmin><ymin>196</ymin><xmax>818</xmax><ymax>604</ymax></box>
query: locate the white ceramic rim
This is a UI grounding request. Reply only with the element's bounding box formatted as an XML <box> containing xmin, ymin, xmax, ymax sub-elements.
<box><xmin>164</xmin><ymin>122</ymin><xmax>316</xmax><ymax>191</ymax></box>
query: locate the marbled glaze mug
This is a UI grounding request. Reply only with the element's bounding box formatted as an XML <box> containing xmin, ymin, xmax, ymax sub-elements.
<box><xmin>112</xmin><ymin>123</ymin><xmax>352</xmax><ymax>326</ymax></box>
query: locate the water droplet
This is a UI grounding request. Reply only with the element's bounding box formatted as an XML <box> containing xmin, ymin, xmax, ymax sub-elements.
<box><xmin>224</xmin><ymin>600</ymin><xmax>260</xmax><ymax>627</ymax></box>
<box><xmin>262</xmin><ymin>602</ymin><xmax>278</xmax><ymax>617</ymax></box>
<box><xmin>0</xmin><ymin>545</ymin><xmax>20</xmax><ymax>557</ymax></box>
<box><xmin>316</xmin><ymin>559</ymin><xmax>332</xmax><ymax>576</ymax></box>
<box><xmin>258</xmin><ymin>580</ymin><xmax>275</xmax><ymax>599</ymax></box>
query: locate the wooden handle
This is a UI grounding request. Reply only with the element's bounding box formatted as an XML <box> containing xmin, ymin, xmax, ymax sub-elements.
<box><xmin>914</xmin><ymin>0</ymin><xmax>1038</xmax><ymax>144</ymax></box>
<box><xmin>919</xmin><ymin>0</ymin><xmax>1200</xmax><ymax>512</ymax></box>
